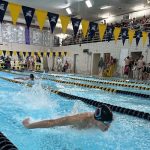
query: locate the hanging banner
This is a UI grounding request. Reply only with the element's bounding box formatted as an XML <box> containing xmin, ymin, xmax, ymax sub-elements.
<box><xmin>23</xmin><ymin>52</ymin><xmax>26</xmax><ymax>57</ymax></box>
<box><xmin>35</xmin><ymin>9</ymin><xmax>47</xmax><ymax>30</ymax></box>
<box><xmin>98</xmin><ymin>24</ymin><xmax>107</xmax><ymax>41</ymax></box>
<box><xmin>61</xmin><ymin>52</ymin><xmax>65</xmax><ymax>57</ymax></box>
<box><xmin>10</xmin><ymin>51</ymin><xmax>13</xmax><ymax>56</ymax></box>
<box><xmin>25</xmin><ymin>27</ymin><xmax>30</xmax><ymax>45</ymax></box>
<box><xmin>25</xmin><ymin>52</ymin><xmax>28</xmax><ymax>57</ymax></box>
<box><xmin>71</xmin><ymin>18</ymin><xmax>81</xmax><ymax>37</ymax></box>
<box><xmin>20</xmin><ymin>51</ymin><xmax>23</xmax><ymax>56</ymax></box>
<box><xmin>114</xmin><ymin>27</ymin><xmax>121</xmax><ymax>43</ymax></box>
<box><xmin>106</xmin><ymin>25</ymin><xmax>114</xmax><ymax>42</ymax></box>
<box><xmin>60</xmin><ymin>16</ymin><xmax>70</xmax><ymax>33</ymax></box>
<box><xmin>38</xmin><ymin>52</ymin><xmax>41</xmax><ymax>57</ymax></box>
<box><xmin>3</xmin><ymin>50</ymin><xmax>6</xmax><ymax>56</ymax></box>
<box><xmin>81</xmin><ymin>19</ymin><xmax>89</xmax><ymax>38</ymax></box>
<box><xmin>44</xmin><ymin>52</ymin><xmax>47</xmax><ymax>57</ymax></box>
<box><xmin>135</xmin><ymin>31</ymin><xmax>141</xmax><ymax>47</ymax></box>
<box><xmin>17</xmin><ymin>52</ymin><xmax>20</xmax><ymax>57</ymax></box>
<box><xmin>28</xmin><ymin>52</ymin><xmax>31</xmax><ymax>56</ymax></box>
<box><xmin>8</xmin><ymin>3</ymin><xmax>21</xmax><ymax>25</ymax></box>
<box><xmin>121</xmin><ymin>28</ymin><xmax>128</xmax><ymax>46</ymax></box>
<box><xmin>0</xmin><ymin>50</ymin><xmax>2</xmax><ymax>55</ymax></box>
<box><xmin>89</xmin><ymin>22</ymin><xmax>98</xmax><ymax>39</ymax></box>
<box><xmin>128</xmin><ymin>29</ymin><xmax>135</xmax><ymax>45</ymax></box>
<box><xmin>47</xmin><ymin>52</ymin><xmax>50</xmax><ymax>57</ymax></box>
<box><xmin>31</xmin><ymin>52</ymin><xmax>34</xmax><ymax>57</ymax></box>
<box><xmin>13</xmin><ymin>51</ymin><xmax>17</xmax><ymax>56</ymax></box>
<box><xmin>47</xmin><ymin>12</ymin><xmax>59</xmax><ymax>33</ymax></box>
<box><xmin>50</xmin><ymin>52</ymin><xmax>53</xmax><ymax>57</ymax></box>
<box><xmin>142</xmin><ymin>31</ymin><xmax>148</xmax><ymax>47</ymax></box>
<box><xmin>55</xmin><ymin>52</ymin><xmax>59</xmax><ymax>57</ymax></box>
<box><xmin>41</xmin><ymin>52</ymin><xmax>43</xmax><ymax>57</ymax></box>
<box><xmin>6</xmin><ymin>51</ymin><xmax>10</xmax><ymax>56</ymax></box>
<box><xmin>22</xmin><ymin>6</ymin><xmax>35</xmax><ymax>28</ymax></box>
<box><xmin>0</xmin><ymin>1</ymin><xmax>8</xmax><ymax>23</ymax></box>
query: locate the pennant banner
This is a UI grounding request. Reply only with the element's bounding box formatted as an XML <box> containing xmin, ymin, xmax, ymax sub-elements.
<box><xmin>142</xmin><ymin>31</ymin><xmax>148</xmax><ymax>47</ymax></box>
<box><xmin>25</xmin><ymin>28</ymin><xmax>30</xmax><ymax>45</ymax></box>
<box><xmin>35</xmin><ymin>9</ymin><xmax>47</xmax><ymax>30</ymax></box>
<box><xmin>89</xmin><ymin>22</ymin><xmax>98</xmax><ymax>39</ymax></box>
<box><xmin>106</xmin><ymin>25</ymin><xmax>114</xmax><ymax>42</ymax></box>
<box><xmin>60</xmin><ymin>16</ymin><xmax>70</xmax><ymax>33</ymax></box>
<box><xmin>23</xmin><ymin>52</ymin><xmax>26</xmax><ymax>57</ymax></box>
<box><xmin>135</xmin><ymin>31</ymin><xmax>141</xmax><ymax>47</ymax></box>
<box><xmin>44</xmin><ymin>52</ymin><xmax>47</xmax><ymax>57</ymax></box>
<box><xmin>47</xmin><ymin>52</ymin><xmax>50</xmax><ymax>57</ymax></box>
<box><xmin>0</xmin><ymin>1</ymin><xmax>8</xmax><ymax>23</ymax></box>
<box><xmin>55</xmin><ymin>52</ymin><xmax>58</xmax><ymax>57</ymax></box>
<box><xmin>121</xmin><ymin>28</ymin><xmax>128</xmax><ymax>46</ymax></box>
<box><xmin>148</xmin><ymin>33</ymin><xmax>150</xmax><ymax>46</ymax></box>
<box><xmin>38</xmin><ymin>52</ymin><xmax>41</xmax><ymax>57</ymax></box>
<box><xmin>98</xmin><ymin>24</ymin><xmax>107</xmax><ymax>41</ymax></box>
<box><xmin>13</xmin><ymin>51</ymin><xmax>17</xmax><ymax>56</ymax></box>
<box><xmin>20</xmin><ymin>51</ymin><xmax>23</xmax><ymax>56</ymax></box>
<box><xmin>71</xmin><ymin>18</ymin><xmax>81</xmax><ymax>37</ymax></box>
<box><xmin>10</xmin><ymin>51</ymin><xmax>13</xmax><ymax>56</ymax></box>
<box><xmin>3</xmin><ymin>50</ymin><xmax>6</xmax><ymax>56</ymax></box>
<box><xmin>6</xmin><ymin>51</ymin><xmax>10</xmax><ymax>56</ymax></box>
<box><xmin>47</xmin><ymin>12</ymin><xmax>59</xmax><ymax>33</ymax></box>
<box><xmin>114</xmin><ymin>27</ymin><xmax>121</xmax><ymax>43</ymax></box>
<box><xmin>8</xmin><ymin>3</ymin><xmax>21</xmax><ymax>25</ymax></box>
<box><xmin>81</xmin><ymin>19</ymin><xmax>89</xmax><ymax>38</ymax></box>
<box><xmin>0</xmin><ymin>50</ymin><xmax>2</xmax><ymax>55</ymax></box>
<box><xmin>41</xmin><ymin>52</ymin><xmax>43</xmax><ymax>57</ymax></box>
<box><xmin>128</xmin><ymin>29</ymin><xmax>135</xmax><ymax>45</ymax></box>
<box><xmin>50</xmin><ymin>52</ymin><xmax>53</xmax><ymax>57</ymax></box>
<box><xmin>22</xmin><ymin>6</ymin><xmax>35</xmax><ymax>28</ymax></box>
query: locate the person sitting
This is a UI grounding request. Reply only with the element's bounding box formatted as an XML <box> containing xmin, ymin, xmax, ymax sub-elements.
<box><xmin>62</xmin><ymin>60</ymin><xmax>69</xmax><ymax>72</ymax></box>
<box><xmin>14</xmin><ymin>74</ymin><xmax>35</xmax><ymax>81</ymax></box>
<box><xmin>22</xmin><ymin>105</ymin><xmax>113</xmax><ymax>132</ymax></box>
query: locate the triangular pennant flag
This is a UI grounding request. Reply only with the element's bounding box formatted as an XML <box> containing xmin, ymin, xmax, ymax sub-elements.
<box><xmin>13</xmin><ymin>51</ymin><xmax>17</xmax><ymax>56</ymax></box>
<box><xmin>135</xmin><ymin>31</ymin><xmax>141</xmax><ymax>47</ymax></box>
<box><xmin>148</xmin><ymin>33</ymin><xmax>150</xmax><ymax>46</ymax></box>
<box><xmin>0</xmin><ymin>1</ymin><xmax>8</xmax><ymax>23</ymax></box>
<box><xmin>71</xmin><ymin>18</ymin><xmax>81</xmax><ymax>37</ymax></box>
<box><xmin>64</xmin><ymin>52</ymin><xmax>67</xmax><ymax>56</ymax></box>
<box><xmin>142</xmin><ymin>31</ymin><xmax>148</xmax><ymax>47</ymax></box>
<box><xmin>61</xmin><ymin>52</ymin><xmax>65</xmax><ymax>57</ymax></box>
<box><xmin>28</xmin><ymin>52</ymin><xmax>31</xmax><ymax>56</ymax></box>
<box><xmin>8</xmin><ymin>3</ymin><xmax>21</xmax><ymax>25</ymax></box>
<box><xmin>22</xmin><ymin>6</ymin><xmax>35</xmax><ymax>28</ymax></box>
<box><xmin>50</xmin><ymin>52</ymin><xmax>53</xmax><ymax>57</ymax></box>
<box><xmin>35</xmin><ymin>9</ymin><xmax>47</xmax><ymax>30</ymax></box>
<box><xmin>44</xmin><ymin>52</ymin><xmax>47</xmax><ymax>57</ymax></box>
<box><xmin>38</xmin><ymin>52</ymin><xmax>41</xmax><ymax>57</ymax></box>
<box><xmin>17</xmin><ymin>52</ymin><xmax>19</xmax><ymax>57</ymax></box>
<box><xmin>23</xmin><ymin>52</ymin><xmax>26</xmax><ymax>57</ymax></box>
<box><xmin>89</xmin><ymin>22</ymin><xmax>98</xmax><ymax>39</ymax></box>
<box><xmin>106</xmin><ymin>25</ymin><xmax>114</xmax><ymax>42</ymax></box>
<box><xmin>121</xmin><ymin>28</ymin><xmax>128</xmax><ymax>46</ymax></box>
<box><xmin>47</xmin><ymin>12</ymin><xmax>59</xmax><ymax>33</ymax></box>
<box><xmin>98</xmin><ymin>24</ymin><xmax>107</xmax><ymax>41</ymax></box>
<box><xmin>25</xmin><ymin>52</ymin><xmax>28</xmax><ymax>57</ymax></box>
<box><xmin>6</xmin><ymin>51</ymin><xmax>10</xmax><ymax>56</ymax></box>
<box><xmin>47</xmin><ymin>52</ymin><xmax>50</xmax><ymax>57</ymax></box>
<box><xmin>114</xmin><ymin>27</ymin><xmax>121</xmax><ymax>43</ymax></box>
<box><xmin>31</xmin><ymin>52</ymin><xmax>34</xmax><ymax>57</ymax></box>
<box><xmin>0</xmin><ymin>50</ymin><xmax>3</xmax><ymax>55</ymax></box>
<box><xmin>41</xmin><ymin>52</ymin><xmax>43</xmax><ymax>57</ymax></box>
<box><xmin>10</xmin><ymin>51</ymin><xmax>13</xmax><ymax>56</ymax></box>
<box><xmin>60</xmin><ymin>16</ymin><xmax>70</xmax><ymax>33</ymax></box>
<box><xmin>81</xmin><ymin>19</ymin><xmax>89</xmax><ymax>38</ymax></box>
<box><xmin>128</xmin><ymin>29</ymin><xmax>135</xmax><ymax>45</ymax></box>
<box><xmin>53</xmin><ymin>52</ymin><xmax>55</xmax><ymax>56</ymax></box>
<box><xmin>3</xmin><ymin>51</ymin><xmax>6</xmax><ymax>56</ymax></box>
<box><xmin>55</xmin><ymin>52</ymin><xmax>59</xmax><ymax>57</ymax></box>
<box><xmin>20</xmin><ymin>51</ymin><xmax>23</xmax><ymax>56</ymax></box>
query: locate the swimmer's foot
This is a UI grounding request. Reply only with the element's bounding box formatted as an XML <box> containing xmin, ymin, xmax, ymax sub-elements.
<box><xmin>22</xmin><ymin>118</ymin><xmax>30</xmax><ymax>128</ymax></box>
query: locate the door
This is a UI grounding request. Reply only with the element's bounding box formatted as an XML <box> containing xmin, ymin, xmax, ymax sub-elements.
<box><xmin>74</xmin><ymin>54</ymin><xmax>79</xmax><ymax>73</ymax></box>
<box><xmin>92</xmin><ymin>53</ymin><xmax>100</xmax><ymax>75</ymax></box>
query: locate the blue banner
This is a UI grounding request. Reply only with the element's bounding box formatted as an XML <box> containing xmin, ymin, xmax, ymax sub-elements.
<box><xmin>121</xmin><ymin>28</ymin><xmax>128</xmax><ymax>46</ymax></box>
<box><xmin>22</xmin><ymin>6</ymin><xmax>35</xmax><ymax>28</ymax></box>
<box><xmin>47</xmin><ymin>12</ymin><xmax>59</xmax><ymax>33</ymax></box>
<box><xmin>71</xmin><ymin>18</ymin><xmax>81</xmax><ymax>37</ymax></box>
<box><xmin>89</xmin><ymin>22</ymin><xmax>98</xmax><ymax>39</ymax></box>
<box><xmin>106</xmin><ymin>25</ymin><xmax>114</xmax><ymax>42</ymax></box>
<box><xmin>25</xmin><ymin>27</ymin><xmax>30</xmax><ymax>45</ymax></box>
<box><xmin>135</xmin><ymin>31</ymin><xmax>141</xmax><ymax>46</ymax></box>
<box><xmin>0</xmin><ymin>1</ymin><xmax>8</xmax><ymax>23</ymax></box>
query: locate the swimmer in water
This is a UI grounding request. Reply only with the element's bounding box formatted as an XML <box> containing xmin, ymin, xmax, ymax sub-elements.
<box><xmin>14</xmin><ymin>74</ymin><xmax>34</xmax><ymax>81</ymax></box>
<box><xmin>22</xmin><ymin>105</ymin><xmax>113</xmax><ymax>132</ymax></box>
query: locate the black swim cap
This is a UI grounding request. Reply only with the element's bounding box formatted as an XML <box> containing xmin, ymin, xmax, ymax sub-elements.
<box><xmin>30</xmin><ymin>74</ymin><xmax>34</xmax><ymax>80</ymax></box>
<box><xmin>94</xmin><ymin>105</ymin><xmax>113</xmax><ymax>123</ymax></box>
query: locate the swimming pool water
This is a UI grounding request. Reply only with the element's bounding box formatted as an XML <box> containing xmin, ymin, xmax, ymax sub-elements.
<box><xmin>0</xmin><ymin>71</ymin><xmax>150</xmax><ymax>150</ymax></box>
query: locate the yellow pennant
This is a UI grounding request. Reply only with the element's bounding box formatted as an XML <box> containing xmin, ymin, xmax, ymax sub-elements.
<box><xmin>38</xmin><ymin>52</ymin><xmax>41</xmax><ymax>57</ymax></box>
<box><xmin>25</xmin><ymin>52</ymin><xmax>28</xmax><ymax>57</ymax></box>
<box><xmin>114</xmin><ymin>27</ymin><xmax>121</xmax><ymax>43</ymax></box>
<box><xmin>60</xmin><ymin>16</ymin><xmax>70</xmax><ymax>33</ymax></box>
<box><xmin>20</xmin><ymin>51</ymin><xmax>23</xmax><ymax>56</ymax></box>
<box><xmin>44</xmin><ymin>52</ymin><xmax>47</xmax><ymax>57</ymax></box>
<box><xmin>128</xmin><ymin>29</ymin><xmax>135</xmax><ymax>45</ymax></box>
<box><xmin>31</xmin><ymin>52</ymin><xmax>34</xmax><ymax>57</ymax></box>
<box><xmin>35</xmin><ymin>9</ymin><xmax>47</xmax><ymax>30</ymax></box>
<box><xmin>98</xmin><ymin>24</ymin><xmax>107</xmax><ymax>41</ymax></box>
<box><xmin>8</xmin><ymin>3</ymin><xmax>21</xmax><ymax>25</ymax></box>
<box><xmin>61</xmin><ymin>52</ymin><xmax>65</xmax><ymax>57</ymax></box>
<box><xmin>50</xmin><ymin>52</ymin><xmax>53</xmax><ymax>57</ymax></box>
<box><xmin>0</xmin><ymin>50</ymin><xmax>2</xmax><ymax>55</ymax></box>
<box><xmin>55</xmin><ymin>52</ymin><xmax>59</xmax><ymax>57</ymax></box>
<box><xmin>142</xmin><ymin>31</ymin><xmax>148</xmax><ymax>47</ymax></box>
<box><xmin>6</xmin><ymin>51</ymin><xmax>10</xmax><ymax>56</ymax></box>
<box><xmin>13</xmin><ymin>51</ymin><xmax>17</xmax><ymax>56</ymax></box>
<box><xmin>81</xmin><ymin>19</ymin><xmax>89</xmax><ymax>38</ymax></box>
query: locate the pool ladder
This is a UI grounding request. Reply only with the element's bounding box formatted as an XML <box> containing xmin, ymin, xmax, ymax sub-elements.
<box><xmin>0</xmin><ymin>132</ymin><xmax>18</xmax><ymax>150</ymax></box>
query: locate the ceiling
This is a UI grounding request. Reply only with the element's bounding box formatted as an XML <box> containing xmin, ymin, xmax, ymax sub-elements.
<box><xmin>5</xmin><ymin>0</ymin><xmax>150</xmax><ymax>21</ymax></box>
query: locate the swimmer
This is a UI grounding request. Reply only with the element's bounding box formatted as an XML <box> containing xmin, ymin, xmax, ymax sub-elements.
<box><xmin>22</xmin><ymin>105</ymin><xmax>113</xmax><ymax>132</ymax></box>
<box><xmin>14</xmin><ymin>74</ymin><xmax>35</xmax><ymax>81</ymax></box>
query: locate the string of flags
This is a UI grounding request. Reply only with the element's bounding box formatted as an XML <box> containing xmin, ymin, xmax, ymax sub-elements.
<box><xmin>0</xmin><ymin>50</ymin><xmax>68</xmax><ymax>57</ymax></box>
<box><xmin>0</xmin><ymin>0</ymin><xmax>150</xmax><ymax>46</ymax></box>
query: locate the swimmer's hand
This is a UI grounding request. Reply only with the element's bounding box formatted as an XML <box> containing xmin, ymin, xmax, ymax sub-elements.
<box><xmin>22</xmin><ymin>118</ymin><xmax>30</xmax><ymax>128</ymax></box>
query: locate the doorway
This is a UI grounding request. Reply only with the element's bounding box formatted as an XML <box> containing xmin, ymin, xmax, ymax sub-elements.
<box><xmin>74</xmin><ymin>54</ymin><xmax>79</xmax><ymax>73</ymax></box>
<box><xmin>104</xmin><ymin>53</ymin><xmax>111</xmax><ymax>63</ymax></box>
<box><xmin>131</xmin><ymin>52</ymin><xmax>142</xmax><ymax>60</ymax></box>
<box><xmin>92</xmin><ymin>53</ymin><xmax>100</xmax><ymax>75</ymax></box>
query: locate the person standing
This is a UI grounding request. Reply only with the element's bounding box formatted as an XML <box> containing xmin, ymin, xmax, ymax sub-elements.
<box><xmin>98</xmin><ymin>57</ymin><xmax>105</xmax><ymax>77</ymax></box>
<box><xmin>137</xmin><ymin>55</ymin><xmax>144</xmax><ymax>80</ymax></box>
<box><xmin>124</xmin><ymin>56</ymin><xmax>130</xmax><ymax>78</ymax></box>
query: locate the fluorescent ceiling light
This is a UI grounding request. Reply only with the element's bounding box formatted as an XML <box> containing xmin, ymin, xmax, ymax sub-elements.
<box><xmin>101</xmin><ymin>13</ymin><xmax>111</xmax><ymax>18</ymax></box>
<box><xmin>66</xmin><ymin>7</ymin><xmax>72</xmax><ymax>15</ymax></box>
<box><xmin>100</xmin><ymin>5</ymin><xmax>112</xmax><ymax>10</ymax></box>
<box><xmin>85</xmin><ymin>0</ymin><xmax>92</xmax><ymax>8</ymax></box>
<box><xmin>133</xmin><ymin>4</ymin><xmax>145</xmax><ymax>11</ymax></box>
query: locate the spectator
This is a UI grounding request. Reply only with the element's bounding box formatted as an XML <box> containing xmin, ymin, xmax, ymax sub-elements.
<box><xmin>62</xmin><ymin>60</ymin><xmax>69</xmax><ymax>72</ymax></box>
<box><xmin>137</xmin><ymin>55</ymin><xmax>144</xmax><ymax>80</ymax></box>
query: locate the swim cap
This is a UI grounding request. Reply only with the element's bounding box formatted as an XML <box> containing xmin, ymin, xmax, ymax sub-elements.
<box><xmin>94</xmin><ymin>105</ymin><xmax>113</xmax><ymax>123</ymax></box>
<box><xmin>30</xmin><ymin>74</ymin><xmax>34</xmax><ymax>80</ymax></box>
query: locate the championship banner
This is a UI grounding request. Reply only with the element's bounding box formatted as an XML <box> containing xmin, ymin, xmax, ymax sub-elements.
<box><xmin>47</xmin><ymin>52</ymin><xmax>50</xmax><ymax>57</ymax></box>
<box><xmin>0</xmin><ymin>1</ymin><xmax>8</xmax><ymax>23</ymax></box>
<box><xmin>106</xmin><ymin>25</ymin><xmax>114</xmax><ymax>42</ymax></box>
<box><xmin>142</xmin><ymin>31</ymin><xmax>148</xmax><ymax>47</ymax></box>
<box><xmin>60</xmin><ymin>16</ymin><xmax>70</xmax><ymax>33</ymax></box>
<box><xmin>81</xmin><ymin>19</ymin><xmax>89</xmax><ymax>38</ymax></box>
<box><xmin>8</xmin><ymin>3</ymin><xmax>21</xmax><ymax>25</ymax></box>
<box><xmin>98</xmin><ymin>24</ymin><xmax>107</xmax><ymax>41</ymax></box>
<box><xmin>10</xmin><ymin>51</ymin><xmax>13</xmax><ymax>56</ymax></box>
<box><xmin>71</xmin><ymin>18</ymin><xmax>81</xmax><ymax>37</ymax></box>
<box><xmin>25</xmin><ymin>27</ymin><xmax>30</xmax><ymax>45</ymax></box>
<box><xmin>89</xmin><ymin>22</ymin><xmax>98</xmax><ymax>39</ymax></box>
<box><xmin>22</xmin><ymin>6</ymin><xmax>35</xmax><ymax>28</ymax></box>
<box><xmin>35</xmin><ymin>9</ymin><xmax>47</xmax><ymax>30</ymax></box>
<box><xmin>121</xmin><ymin>28</ymin><xmax>128</xmax><ymax>46</ymax></box>
<box><xmin>128</xmin><ymin>29</ymin><xmax>135</xmax><ymax>45</ymax></box>
<box><xmin>135</xmin><ymin>31</ymin><xmax>141</xmax><ymax>46</ymax></box>
<box><xmin>47</xmin><ymin>12</ymin><xmax>59</xmax><ymax>33</ymax></box>
<box><xmin>113</xmin><ymin>27</ymin><xmax>121</xmax><ymax>43</ymax></box>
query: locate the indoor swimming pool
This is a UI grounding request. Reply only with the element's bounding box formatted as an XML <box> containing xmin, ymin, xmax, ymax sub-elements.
<box><xmin>0</xmin><ymin>71</ymin><xmax>150</xmax><ymax>150</ymax></box>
